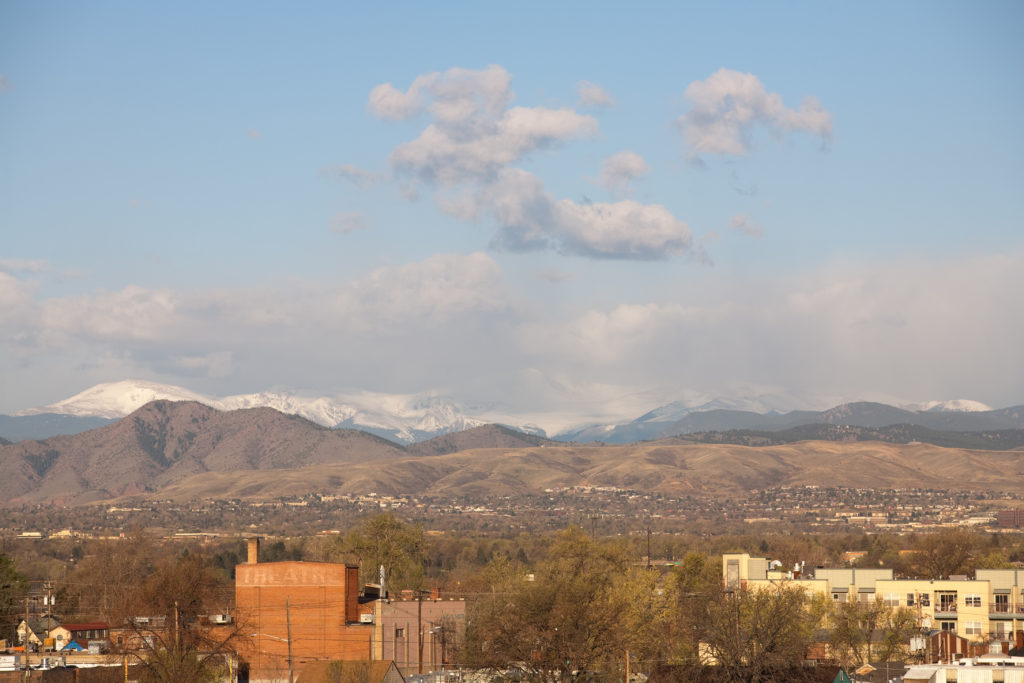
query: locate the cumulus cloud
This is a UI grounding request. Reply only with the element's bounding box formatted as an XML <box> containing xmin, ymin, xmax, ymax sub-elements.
<box><xmin>481</xmin><ymin>169</ymin><xmax>692</xmax><ymax>260</ymax></box>
<box><xmin>730</xmin><ymin>213</ymin><xmax>762</xmax><ymax>237</ymax></box>
<box><xmin>373</xmin><ymin>65</ymin><xmax>598</xmax><ymax>184</ymax></box>
<box><xmin>679</xmin><ymin>68</ymin><xmax>832</xmax><ymax>159</ymax></box>
<box><xmin>320</xmin><ymin>164</ymin><xmax>381</xmax><ymax>188</ymax></box>
<box><xmin>596</xmin><ymin>151</ymin><xmax>649</xmax><ymax>193</ymax></box>
<box><xmin>330</xmin><ymin>212</ymin><xmax>367</xmax><ymax>234</ymax></box>
<box><xmin>577</xmin><ymin>80</ymin><xmax>614</xmax><ymax>108</ymax></box>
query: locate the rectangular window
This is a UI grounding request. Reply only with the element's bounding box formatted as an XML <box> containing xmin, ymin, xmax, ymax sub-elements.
<box><xmin>832</xmin><ymin>593</ymin><xmax>847</xmax><ymax>603</ymax></box>
<box><xmin>964</xmin><ymin>621</ymin><xmax>982</xmax><ymax>635</ymax></box>
<box><xmin>941</xmin><ymin>622</ymin><xmax>957</xmax><ymax>633</ymax></box>
<box><xmin>907</xmin><ymin>593</ymin><xmax>915</xmax><ymax>606</ymax></box>
<box><xmin>965</xmin><ymin>594</ymin><xmax>981</xmax><ymax>607</ymax></box>
<box><xmin>395</xmin><ymin>628</ymin><xmax>405</xmax><ymax>639</ymax></box>
<box><xmin>884</xmin><ymin>593</ymin><xmax>900</xmax><ymax>608</ymax></box>
<box><xmin>920</xmin><ymin>594</ymin><xmax>931</xmax><ymax>607</ymax></box>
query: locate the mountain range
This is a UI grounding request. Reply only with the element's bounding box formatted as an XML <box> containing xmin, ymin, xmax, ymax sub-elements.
<box><xmin>2</xmin><ymin>379</ymin><xmax>1022</xmax><ymax>445</ymax></box>
<box><xmin>2</xmin><ymin>399</ymin><xmax>1022</xmax><ymax>506</ymax></box>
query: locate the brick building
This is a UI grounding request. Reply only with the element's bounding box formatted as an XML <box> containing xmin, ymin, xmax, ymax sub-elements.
<box><xmin>374</xmin><ymin>595</ymin><xmax>466</xmax><ymax>674</ymax></box>
<box><xmin>235</xmin><ymin>538</ymin><xmax>375</xmax><ymax>682</ymax></box>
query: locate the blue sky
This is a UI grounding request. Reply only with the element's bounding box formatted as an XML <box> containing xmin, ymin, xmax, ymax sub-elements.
<box><xmin>1</xmin><ymin>1</ymin><xmax>1022</xmax><ymax>427</ymax></box>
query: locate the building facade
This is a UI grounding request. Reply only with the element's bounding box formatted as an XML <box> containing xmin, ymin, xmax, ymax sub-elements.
<box><xmin>723</xmin><ymin>553</ymin><xmax>1024</xmax><ymax>645</ymax></box>
<box><xmin>235</xmin><ymin>539</ymin><xmax>375</xmax><ymax>682</ymax></box>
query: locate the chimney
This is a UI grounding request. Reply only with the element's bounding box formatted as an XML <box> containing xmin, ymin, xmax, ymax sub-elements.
<box><xmin>247</xmin><ymin>537</ymin><xmax>260</xmax><ymax>564</ymax></box>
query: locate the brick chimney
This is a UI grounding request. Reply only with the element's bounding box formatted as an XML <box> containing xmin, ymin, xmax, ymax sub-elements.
<box><xmin>247</xmin><ymin>536</ymin><xmax>260</xmax><ymax>564</ymax></box>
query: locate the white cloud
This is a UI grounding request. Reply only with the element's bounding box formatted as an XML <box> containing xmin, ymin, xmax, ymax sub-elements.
<box><xmin>576</xmin><ymin>80</ymin><xmax>614</xmax><ymax>108</ymax></box>
<box><xmin>320</xmin><ymin>164</ymin><xmax>381</xmax><ymax>188</ymax></box>
<box><xmin>330</xmin><ymin>212</ymin><xmax>367</xmax><ymax>234</ymax></box>
<box><xmin>679</xmin><ymin>68</ymin><xmax>832</xmax><ymax>159</ymax></box>
<box><xmin>0</xmin><ymin>258</ymin><xmax>47</xmax><ymax>273</ymax></box>
<box><xmin>374</xmin><ymin>65</ymin><xmax>598</xmax><ymax>184</ymax></box>
<box><xmin>482</xmin><ymin>169</ymin><xmax>692</xmax><ymax>260</ymax></box>
<box><xmin>597</xmin><ymin>151</ymin><xmax>649</xmax><ymax>193</ymax></box>
<box><xmin>333</xmin><ymin>252</ymin><xmax>509</xmax><ymax>328</ymax></box>
<box><xmin>730</xmin><ymin>213</ymin><xmax>762</xmax><ymax>237</ymax></box>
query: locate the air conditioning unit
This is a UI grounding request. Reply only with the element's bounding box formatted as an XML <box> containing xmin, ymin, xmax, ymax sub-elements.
<box><xmin>359</xmin><ymin>613</ymin><xmax>374</xmax><ymax>624</ymax></box>
<box><xmin>209</xmin><ymin>615</ymin><xmax>233</xmax><ymax>625</ymax></box>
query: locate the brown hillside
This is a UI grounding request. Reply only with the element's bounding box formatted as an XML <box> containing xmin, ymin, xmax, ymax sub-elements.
<box><xmin>405</xmin><ymin>424</ymin><xmax>558</xmax><ymax>457</ymax></box>
<box><xmin>0</xmin><ymin>400</ymin><xmax>406</xmax><ymax>505</ymax></box>
<box><xmin>144</xmin><ymin>439</ymin><xmax>1024</xmax><ymax>502</ymax></box>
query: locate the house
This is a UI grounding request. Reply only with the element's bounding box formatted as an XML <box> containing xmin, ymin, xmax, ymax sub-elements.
<box><xmin>48</xmin><ymin>622</ymin><xmax>110</xmax><ymax>651</ymax></box>
<box><xmin>15</xmin><ymin>616</ymin><xmax>60</xmax><ymax>648</ymax></box>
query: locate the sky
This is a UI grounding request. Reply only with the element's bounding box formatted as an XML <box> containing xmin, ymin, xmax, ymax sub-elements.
<box><xmin>1</xmin><ymin>1</ymin><xmax>1022</xmax><ymax>428</ymax></box>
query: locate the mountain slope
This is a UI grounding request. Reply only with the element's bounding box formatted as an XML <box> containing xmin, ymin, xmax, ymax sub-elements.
<box><xmin>150</xmin><ymin>439</ymin><xmax>1024</xmax><ymax>501</ymax></box>
<box><xmin>406</xmin><ymin>424</ymin><xmax>559</xmax><ymax>457</ymax></box>
<box><xmin>0</xmin><ymin>400</ymin><xmax>406</xmax><ymax>505</ymax></box>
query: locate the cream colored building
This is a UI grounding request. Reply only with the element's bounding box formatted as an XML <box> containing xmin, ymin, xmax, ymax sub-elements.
<box><xmin>722</xmin><ymin>553</ymin><xmax>1024</xmax><ymax>644</ymax></box>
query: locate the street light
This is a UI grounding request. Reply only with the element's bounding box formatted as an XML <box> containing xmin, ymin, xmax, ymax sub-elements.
<box><xmin>250</xmin><ymin>631</ymin><xmax>293</xmax><ymax>683</ymax></box>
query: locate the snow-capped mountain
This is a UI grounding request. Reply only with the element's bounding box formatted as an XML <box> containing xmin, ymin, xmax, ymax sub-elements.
<box><xmin>906</xmin><ymin>399</ymin><xmax>993</xmax><ymax>413</ymax></box>
<box><xmin>17</xmin><ymin>379</ymin><xmax>213</xmax><ymax>419</ymax></box>
<box><xmin>14</xmin><ymin>379</ymin><xmax>509</xmax><ymax>444</ymax></box>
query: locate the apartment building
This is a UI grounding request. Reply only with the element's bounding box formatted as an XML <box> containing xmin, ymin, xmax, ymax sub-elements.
<box><xmin>722</xmin><ymin>553</ymin><xmax>1024</xmax><ymax>644</ymax></box>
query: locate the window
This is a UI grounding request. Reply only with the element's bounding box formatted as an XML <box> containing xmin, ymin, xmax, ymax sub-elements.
<box><xmin>883</xmin><ymin>593</ymin><xmax>901</xmax><ymax>608</ymax></box>
<box><xmin>920</xmin><ymin>593</ymin><xmax>930</xmax><ymax>606</ymax></box>
<box><xmin>964</xmin><ymin>621</ymin><xmax>982</xmax><ymax>635</ymax></box>
<box><xmin>832</xmin><ymin>593</ymin><xmax>847</xmax><ymax>603</ymax></box>
<box><xmin>395</xmin><ymin>628</ymin><xmax>405</xmax><ymax>639</ymax></box>
<box><xmin>940</xmin><ymin>621</ymin><xmax>957</xmax><ymax>633</ymax></box>
<box><xmin>965</xmin><ymin>594</ymin><xmax>981</xmax><ymax>607</ymax></box>
<box><xmin>993</xmin><ymin>622</ymin><xmax>1008</xmax><ymax>640</ymax></box>
<box><xmin>907</xmin><ymin>593</ymin><xmax>916</xmax><ymax>606</ymax></box>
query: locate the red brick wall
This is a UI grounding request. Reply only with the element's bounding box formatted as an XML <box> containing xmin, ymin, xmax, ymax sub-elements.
<box><xmin>235</xmin><ymin>561</ymin><xmax>372</xmax><ymax>681</ymax></box>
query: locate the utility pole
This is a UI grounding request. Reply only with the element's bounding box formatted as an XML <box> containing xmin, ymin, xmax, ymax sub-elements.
<box><xmin>286</xmin><ymin>597</ymin><xmax>294</xmax><ymax>683</ymax></box>
<box><xmin>418</xmin><ymin>592</ymin><xmax>423</xmax><ymax>674</ymax></box>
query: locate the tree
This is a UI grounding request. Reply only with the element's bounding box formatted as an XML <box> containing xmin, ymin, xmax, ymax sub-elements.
<box><xmin>123</xmin><ymin>552</ymin><xmax>243</xmax><ymax>683</ymax></box>
<box><xmin>343</xmin><ymin>512</ymin><xmax>426</xmax><ymax>591</ymax></box>
<box><xmin>914</xmin><ymin>529</ymin><xmax>979</xmax><ymax>579</ymax></box>
<box><xmin>701</xmin><ymin>584</ymin><xmax>825</xmax><ymax>682</ymax></box>
<box><xmin>0</xmin><ymin>553</ymin><xmax>28</xmax><ymax>644</ymax></box>
<box><xmin>460</xmin><ymin>527</ymin><xmax>630</xmax><ymax>682</ymax></box>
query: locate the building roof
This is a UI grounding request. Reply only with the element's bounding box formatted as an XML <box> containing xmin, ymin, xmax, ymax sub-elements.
<box><xmin>58</xmin><ymin>622</ymin><xmax>110</xmax><ymax>631</ymax></box>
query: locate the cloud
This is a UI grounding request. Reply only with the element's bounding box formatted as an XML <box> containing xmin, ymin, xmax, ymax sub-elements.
<box><xmin>596</xmin><ymin>151</ymin><xmax>649</xmax><ymax>193</ymax></box>
<box><xmin>374</xmin><ymin>65</ymin><xmax>598</xmax><ymax>184</ymax></box>
<box><xmin>0</xmin><ymin>258</ymin><xmax>47</xmax><ymax>273</ymax></box>
<box><xmin>320</xmin><ymin>164</ymin><xmax>381</xmax><ymax>188</ymax></box>
<box><xmin>330</xmin><ymin>212</ymin><xmax>367</xmax><ymax>234</ymax></box>
<box><xmin>679</xmin><ymin>68</ymin><xmax>832</xmax><ymax>159</ymax></box>
<box><xmin>730</xmin><ymin>213</ymin><xmax>762</xmax><ymax>238</ymax></box>
<box><xmin>0</xmin><ymin>75</ymin><xmax>11</xmax><ymax>92</ymax></box>
<box><xmin>170</xmin><ymin>351</ymin><xmax>234</xmax><ymax>378</ymax></box>
<box><xmin>576</xmin><ymin>80</ymin><xmax>614</xmax><ymax>108</ymax></box>
<box><xmin>482</xmin><ymin>169</ymin><xmax>692</xmax><ymax>260</ymax></box>
<box><xmin>536</xmin><ymin>268</ymin><xmax>571</xmax><ymax>283</ymax></box>
<box><xmin>333</xmin><ymin>252</ymin><xmax>509</xmax><ymax>328</ymax></box>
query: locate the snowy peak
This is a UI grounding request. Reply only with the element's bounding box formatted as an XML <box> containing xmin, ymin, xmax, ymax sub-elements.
<box><xmin>909</xmin><ymin>399</ymin><xmax>994</xmax><ymax>413</ymax></box>
<box><xmin>15</xmin><ymin>380</ymin><xmax>513</xmax><ymax>444</ymax></box>
<box><xmin>18</xmin><ymin>379</ymin><xmax>214</xmax><ymax>418</ymax></box>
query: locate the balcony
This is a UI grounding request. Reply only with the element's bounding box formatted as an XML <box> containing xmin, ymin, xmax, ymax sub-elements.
<box><xmin>989</xmin><ymin>602</ymin><xmax>1024</xmax><ymax>619</ymax></box>
<box><xmin>934</xmin><ymin>603</ymin><xmax>958</xmax><ymax>618</ymax></box>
